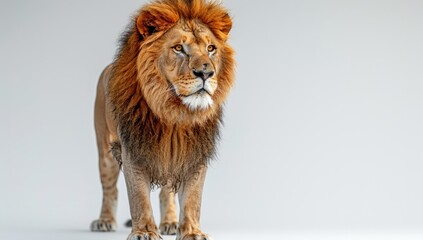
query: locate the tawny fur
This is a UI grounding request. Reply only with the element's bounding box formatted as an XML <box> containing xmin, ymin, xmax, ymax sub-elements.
<box><xmin>108</xmin><ymin>0</ymin><xmax>234</xmax><ymax>188</ymax></box>
<box><xmin>91</xmin><ymin>0</ymin><xmax>235</xmax><ymax>239</ymax></box>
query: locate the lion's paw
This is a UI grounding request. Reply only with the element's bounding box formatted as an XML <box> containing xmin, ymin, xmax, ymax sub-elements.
<box><xmin>127</xmin><ymin>231</ymin><xmax>161</xmax><ymax>240</ymax></box>
<box><xmin>159</xmin><ymin>222</ymin><xmax>178</xmax><ymax>235</ymax></box>
<box><xmin>178</xmin><ymin>233</ymin><xmax>213</xmax><ymax>240</ymax></box>
<box><xmin>90</xmin><ymin>219</ymin><xmax>117</xmax><ymax>232</ymax></box>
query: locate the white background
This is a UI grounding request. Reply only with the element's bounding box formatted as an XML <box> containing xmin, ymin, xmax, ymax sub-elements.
<box><xmin>1</xmin><ymin>0</ymin><xmax>423</xmax><ymax>239</ymax></box>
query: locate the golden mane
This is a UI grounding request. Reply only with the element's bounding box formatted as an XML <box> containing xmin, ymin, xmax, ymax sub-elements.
<box><xmin>107</xmin><ymin>0</ymin><xmax>235</xmax><ymax>187</ymax></box>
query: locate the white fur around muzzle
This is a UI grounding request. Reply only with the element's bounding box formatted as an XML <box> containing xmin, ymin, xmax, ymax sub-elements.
<box><xmin>182</xmin><ymin>93</ymin><xmax>213</xmax><ymax>111</ymax></box>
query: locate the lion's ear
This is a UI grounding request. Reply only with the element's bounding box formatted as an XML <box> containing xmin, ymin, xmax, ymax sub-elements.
<box><xmin>204</xmin><ymin>12</ymin><xmax>232</xmax><ymax>42</ymax></box>
<box><xmin>218</xmin><ymin>13</ymin><xmax>232</xmax><ymax>38</ymax></box>
<box><xmin>136</xmin><ymin>7</ymin><xmax>179</xmax><ymax>39</ymax></box>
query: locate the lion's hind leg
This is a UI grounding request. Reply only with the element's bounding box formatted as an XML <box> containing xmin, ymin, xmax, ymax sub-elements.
<box><xmin>91</xmin><ymin>119</ymin><xmax>120</xmax><ymax>232</ymax></box>
<box><xmin>90</xmin><ymin>139</ymin><xmax>120</xmax><ymax>232</ymax></box>
<box><xmin>91</xmin><ymin>65</ymin><xmax>120</xmax><ymax>232</ymax></box>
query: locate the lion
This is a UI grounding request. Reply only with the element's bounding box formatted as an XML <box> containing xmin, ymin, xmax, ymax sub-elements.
<box><xmin>90</xmin><ymin>0</ymin><xmax>235</xmax><ymax>240</ymax></box>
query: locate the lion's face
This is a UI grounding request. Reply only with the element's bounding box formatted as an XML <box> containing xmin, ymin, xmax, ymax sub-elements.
<box><xmin>159</xmin><ymin>21</ymin><xmax>223</xmax><ymax>111</ymax></box>
<box><xmin>119</xmin><ymin>3</ymin><xmax>235</xmax><ymax>124</ymax></box>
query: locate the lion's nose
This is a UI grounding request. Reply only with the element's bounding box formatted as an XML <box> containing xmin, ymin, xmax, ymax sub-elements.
<box><xmin>193</xmin><ymin>69</ymin><xmax>214</xmax><ymax>81</ymax></box>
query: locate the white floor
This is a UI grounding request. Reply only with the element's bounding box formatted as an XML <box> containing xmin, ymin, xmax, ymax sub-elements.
<box><xmin>1</xmin><ymin>228</ymin><xmax>423</xmax><ymax>240</ymax></box>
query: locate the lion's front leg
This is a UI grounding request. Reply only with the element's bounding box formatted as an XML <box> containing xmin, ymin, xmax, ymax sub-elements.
<box><xmin>122</xmin><ymin>151</ymin><xmax>160</xmax><ymax>240</ymax></box>
<box><xmin>159</xmin><ymin>184</ymin><xmax>178</xmax><ymax>235</ymax></box>
<box><xmin>177</xmin><ymin>166</ymin><xmax>211</xmax><ymax>240</ymax></box>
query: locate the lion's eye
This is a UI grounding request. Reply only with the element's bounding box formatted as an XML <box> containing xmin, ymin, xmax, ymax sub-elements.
<box><xmin>207</xmin><ymin>45</ymin><xmax>216</xmax><ymax>53</ymax></box>
<box><xmin>173</xmin><ymin>44</ymin><xmax>183</xmax><ymax>52</ymax></box>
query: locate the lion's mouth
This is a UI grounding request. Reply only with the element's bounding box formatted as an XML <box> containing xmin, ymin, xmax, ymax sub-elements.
<box><xmin>179</xmin><ymin>88</ymin><xmax>211</xmax><ymax>98</ymax></box>
<box><xmin>179</xmin><ymin>88</ymin><xmax>214</xmax><ymax>111</ymax></box>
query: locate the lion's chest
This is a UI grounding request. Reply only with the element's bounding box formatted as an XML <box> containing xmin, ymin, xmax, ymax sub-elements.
<box><xmin>120</xmin><ymin>120</ymin><xmax>219</xmax><ymax>186</ymax></box>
